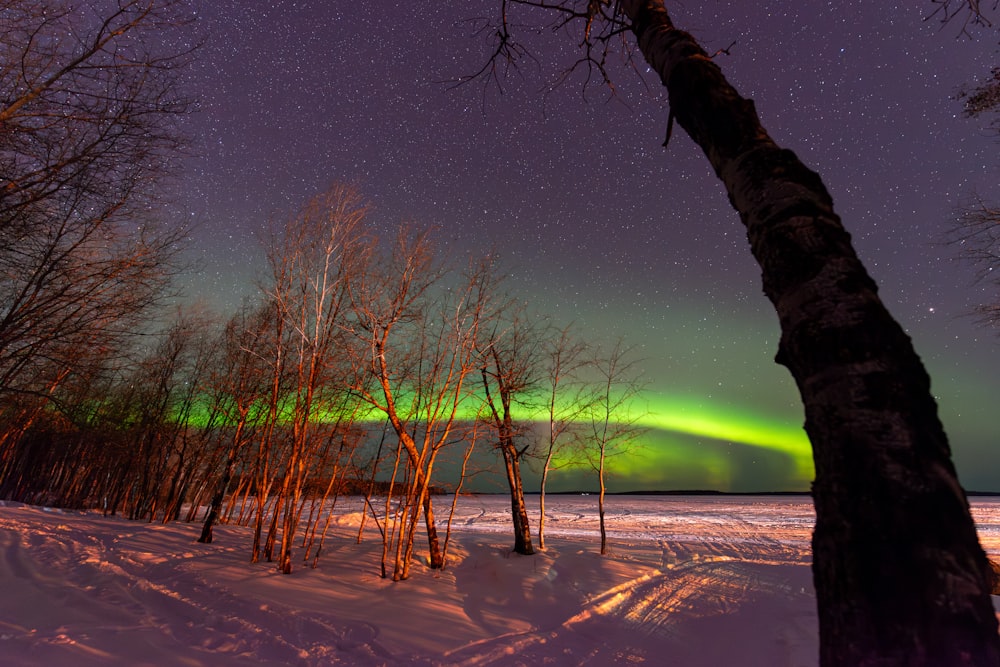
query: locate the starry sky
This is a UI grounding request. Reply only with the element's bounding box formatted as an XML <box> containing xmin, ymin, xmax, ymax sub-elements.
<box><xmin>175</xmin><ymin>1</ymin><xmax>1000</xmax><ymax>492</ymax></box>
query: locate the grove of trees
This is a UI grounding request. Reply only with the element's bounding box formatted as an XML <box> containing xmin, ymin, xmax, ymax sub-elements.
<box><xmin>0</xmin><ymin>179</ymin><xmax>643</xmax><ymax>576</ymax></box>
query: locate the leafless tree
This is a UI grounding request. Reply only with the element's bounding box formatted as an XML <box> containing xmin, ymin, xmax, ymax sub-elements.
<box><xmin>197</xmin><ymin>302</ymin><xmax>276</xmax><ymax>544</ymax></box>
<box><xmin>260</xmin><ymin>184</ymin><xmax>372</xmax><ymax>574</ymax></box>
<box><xmin>580</xmin><ymin>338</ymin><xmax>645</xmax><ymax>556</ymax></box>
<box><xmin>0</xmin><ymin>0</ymin><xmax>193</xmax><ymax>424</ymax></box>
<box><xmin>950</xmin><ymin>69</ymin><xmax>1000</xmax><ymax>330</ymax></box>
<box><xmin>107</xmin><ymin>306</ymin><xmax>218</xmax><ymax>522</ymax></box>
<box><xmin>536</xmin><ymin>323</ymin><xmax>591</xmax><ymax>550</ymax></box>
<box><xmin>468</xmin><ymin>2</ymin><xmax>1000</xmax><ymax>663</ymax></box>
<box><xmin>477</xmin><ymin>299</ymin><xmax>540</xmax><ymax>556</ymax></box>
<box><xmin>950</xmin><ymin>198</ymin><xmax>1000</xmax><ymax>329</ymax></box>
<box><xmin>347</xmin><ymin>228</ymin><xmax>489</xmax><ymax>580</ymax></box>
<box><xmin>926</xmin><ymin>0</ymin><xmax>996</xmax><ymax>35</ymax></box>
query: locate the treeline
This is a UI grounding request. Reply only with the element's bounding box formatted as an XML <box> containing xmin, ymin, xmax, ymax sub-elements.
<box><xmin>0</xmin><ymin>182</ymin><xmax>643</xmax><ymax>579</ymax></box>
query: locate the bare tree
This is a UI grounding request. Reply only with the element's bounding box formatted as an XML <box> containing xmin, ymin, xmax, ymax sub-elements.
<box><xmin>580</xmin><ymin>338</ymin><xmax>645</xmax><ymax>556</ymax></box>
<box><xmin>470</xmin><ymin>2</ymin><xmax>1000</xmax><ymax>663</ymax></box>
<box><xmin>197</xmin><ymin>302</ymin><xmax>275</xmax><ymax>544</ymax></box>
<box><xmin>261</xmin><ymin>185</ymin><xmax>371</xmax><ymax>574</ymax></box>
<box><xmin>106</xmin><ymin>307</ymin><xmax>217</xmax><ymax>522</ymax></box>
<box><xmin>950</xmin><ymin>69</ymin><xmax>1000</xmax><ymax>329</ymax></box>
<box><xmin>348</xmin><ymin>228</ymin><xmax>488</xmax><ymax>580</ymax></box>
<box><xmin>477</xmin><ymin>300</ymin><xmax>539</xmax><ymax>556</ymax></box>
<box><xmin>0</xmin><ymin>0</ymin><xmax>192</xmax><ymax>418</ymax></box>
<box><xmin>950</xmin><ymin>198</ymin><xmax>1000</xmax><ymax>329</ymax></box>
<box><xmin>537</xmin><ymin>323</ymin><xmax>591</xmax><ymax>550</ymax></box>
<box><xmin>926</xmin><ymin>0</ymin><xmax>996</xmax><ymax>35</ymax></box>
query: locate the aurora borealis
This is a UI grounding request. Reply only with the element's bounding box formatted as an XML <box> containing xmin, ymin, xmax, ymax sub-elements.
<box><xmin>177</xmin><ymin>1</ymin><xmax>1000</xmax><ymax>492</ymax></box>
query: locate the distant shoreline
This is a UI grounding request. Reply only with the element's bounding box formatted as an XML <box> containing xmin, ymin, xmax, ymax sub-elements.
<box><xmin>481</xmin><ymin>489</ymin><xmax>1000</xmax><ymax>497</ymax></box>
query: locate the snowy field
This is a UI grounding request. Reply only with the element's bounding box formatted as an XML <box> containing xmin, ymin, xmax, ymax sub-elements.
<box><xmin>2</xmin><ymin>494</ymin><xmax>999</xmax><ymax>666</ymax></box>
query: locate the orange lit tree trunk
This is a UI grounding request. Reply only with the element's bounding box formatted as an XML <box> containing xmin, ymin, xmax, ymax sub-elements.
<box><xmin>620</xmin><ymin>1</ymin><xmax>1000</xmax><ymax>663</ymax></box>
<box><xmin>348</xmin><ymin>227</ymin><xmax>488</xmax><ymax>579</ymax></box>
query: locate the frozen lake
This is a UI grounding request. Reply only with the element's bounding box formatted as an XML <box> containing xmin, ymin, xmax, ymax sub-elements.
<box><xmin>3</xmin><ymin>494</ymin><xmax>999</xmax><ymax>665</ymax></box>
<box><xmin>426</xmin><ymin>493</ymin><xmax>1000</xmax><ymax>563</ymax></box>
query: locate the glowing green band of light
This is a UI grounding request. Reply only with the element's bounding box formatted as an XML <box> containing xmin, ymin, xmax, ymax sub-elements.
<box><xmin>635</xmin><ymin>393</ymin><xmax>813</xmax><ymax>478</ymax></box>
<box><xmin>175</xmin><ymin>384</ymin><xmax>814</xmax><ymax>487</ymax></box>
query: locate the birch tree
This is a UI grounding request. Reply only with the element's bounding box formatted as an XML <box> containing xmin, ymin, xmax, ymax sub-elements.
<box><xmin>348</xmin><ymin>228</ymin><xmax>488</xmax><ymax>580</ymax></box>
<box><xmin>263</xmin><ymin>185</ymin><xmax>371</xmax><ymax>574</ymax></box>
<box><xmin>537</xmin><ymin>323</ymin><xmax>590</xmax><ymax>550</ymax></box>
<box><xmin>475</xmin><ymin>2</ymin><xmax>1000</xmax><ymax>663</ymax></box>
<box><xmin>477</xmin><ymin>302</ymin><xmax>539</xmax><ymax>556</ymax></box>
<box><xmin>582</xmin><ymin>338</ymin><xmax>645</xmax><ymax>556</ymax></box>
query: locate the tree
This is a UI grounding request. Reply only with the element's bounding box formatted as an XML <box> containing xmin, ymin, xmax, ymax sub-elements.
<box><xmin>0</xmin><ymin>0</ymin><xmax>192</xmax><ymax>407</ymax></box>
<box><xmin>347</xmin><ymin>226</ymin><xmax>489</xmax><ymax>580</ymax></box>
<box><xmin>581</xmin><ymin>338</ymin><xmax>645</xmax><ymax>556</ymax></box>
<box><xmin>476</xmin><ymin>2</ymin><xmax>1000</xmax><ymax>663</ymax></box>
<box><xmin>927</xmin><ymin>0</ymin><xmax>996</xmax><ymax>36</ymax></box>
<box><xmin>536</xmin><ymin>323</ymin><xmax>590</xmax><ymax>550</ymax></box>
<box><xmin>123</xmin><ymin>306</ymin><xmax>220</xmax><ymax>522</ymax></box>
<box><xmin>958</xmin><ymin>67</ymin><xmax>1000</xmax><ymax>129</ymax></box>
<box><xmin>262</xmin><ymin>184</ymin><xmax>371</xmax><ymax>574</ymax></box>
<box><xmin>477</xmin><ymin>300</ymin><xmax>539</xmax><ymax>556</ymax></box>
<box><xmin>951</xmin><ymin>68</ymin><xmax>1000</xmax><ymax>329</ymax></box>
<box><xmin>198</xmin><ymin>302</ymin><xmax>276</xmax><ymax>544</ymax></box>
<box><xmin>950</xmin><ymin>198</ymin><xmax>1000</xmax><ymax>329</ymax></box>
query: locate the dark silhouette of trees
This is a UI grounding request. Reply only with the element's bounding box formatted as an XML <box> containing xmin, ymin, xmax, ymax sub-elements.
<box><xmin>113</xmin><ymin>307</ymin><xmax>220</xmax><ymax>522</ymax></box>
<box><xmin>952</xmin><ymin>68</ymin><xmax>1000</xmax><ymax>329</ymax></box>
<box><xmin>0</xmin><ymin>306</ymin><xmax>219</xmax><ymax>516</ymax></box>
<box><xmin>0</xmin><ymin>0</ymin><xmax>192</xmax><ymax>401</ymax></box>
<box><xmin>950</xmin><ymin>198</ymin><xmax>1000</xmax><ymax>329</ymax></box>
<box><xmin>473</xmin><ymin>1</ymin><xmax>1000</xmax><ymax>663</ymax></box>
<box><xmin>927</xmin><ymin>0</ymin><xmax>996</xmax><ymax>35</ymax></box>
<box><xmin>0</xmin><ymin>0</ymin><xmax>193</xmax><ymax>495</ymax></box>
<box><xmin>198</xmin><ymin>303</ymin><xmax>276</xmax><ymax>544</ymax></box>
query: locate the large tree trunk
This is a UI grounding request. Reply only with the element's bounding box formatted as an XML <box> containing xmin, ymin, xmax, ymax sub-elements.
<box><xmin>621</xmin><ymin>1</ymin><xmax>1000</xmax><ymax>664</ymax></box>
<box><xmin>500</xmin><ymin>438</ymin><xmax>535</xmax><ymax>555</ymax></box>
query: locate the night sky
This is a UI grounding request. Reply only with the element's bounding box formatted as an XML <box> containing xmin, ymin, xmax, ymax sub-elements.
<box><xmin>175</xmin><ymin>1</ymin><xmax>1000</xmax><ymax>492</ymax></box>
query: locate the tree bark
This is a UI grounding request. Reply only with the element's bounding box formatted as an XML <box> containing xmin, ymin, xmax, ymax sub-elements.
<box><xmin>501</xmin><ymin>439</ymin><xmax>535</xmax><ymax>555</ymax></box>
<box><xmin>621</xmin><ymin>1</ymin><xmax>1000</xmax><ymax>664</ymax></box>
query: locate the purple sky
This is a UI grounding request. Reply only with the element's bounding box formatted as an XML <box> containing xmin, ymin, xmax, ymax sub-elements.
<box><xmin>173</xmin><ymin>1</ymin><xmax>1000</xmax><ymax>491</ymax></box>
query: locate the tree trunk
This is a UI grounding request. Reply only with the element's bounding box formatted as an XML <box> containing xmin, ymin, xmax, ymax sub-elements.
<box><xmin>197</xmin><ymin>467</ymin><xmax>230</xmax><ymax>544</ymax></box>
<box><xmin>198</xmin><ymin>427</ymin><xmax>243</xmax><ymax>544</ymax></box>
<box><xmin>538</xmin><ymin>459</ymin><xmax>550</xmax><ymax>550</ymax></box>
<box><xmin>501</xmin><ymin>440</ymin><xmax>535</xmax><ymax>555</ymax></box>
<box><xmin>621</xmin><ymin>2</ymin><xmax>1000</xmax><ymax>664</ymax></box>
<box><xmin>598</xmin><ymin>446</ymin><xmax>607</xmax><ymax>556</ymax></box>
<box><xmin>421</xmin><ymin>477</ymin><xmax>445</xmax><ymax>569</ymax></box>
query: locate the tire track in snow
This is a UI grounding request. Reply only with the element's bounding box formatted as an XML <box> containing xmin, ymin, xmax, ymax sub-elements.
<box><xmin>0</xmin><ymin>506</ymin><xmax>426</xmax><ymax>666</ymax></box>
<box><xmin>445</xmin><ymin>558</ymin><xmax>816</xmax><ymax>666</ymax></box>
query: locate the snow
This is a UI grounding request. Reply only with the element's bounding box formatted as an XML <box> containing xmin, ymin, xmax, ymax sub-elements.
<box><xmin>2</xmin><ymin>495</ymin><xmax>999</xmax><ymax>666</ymax></box>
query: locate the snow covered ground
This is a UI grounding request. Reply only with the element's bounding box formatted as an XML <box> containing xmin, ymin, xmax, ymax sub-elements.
<box><xmin>1</xmin><ymin>494</ymin><xmax>999</xmax><ymax>666</ymax></box>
